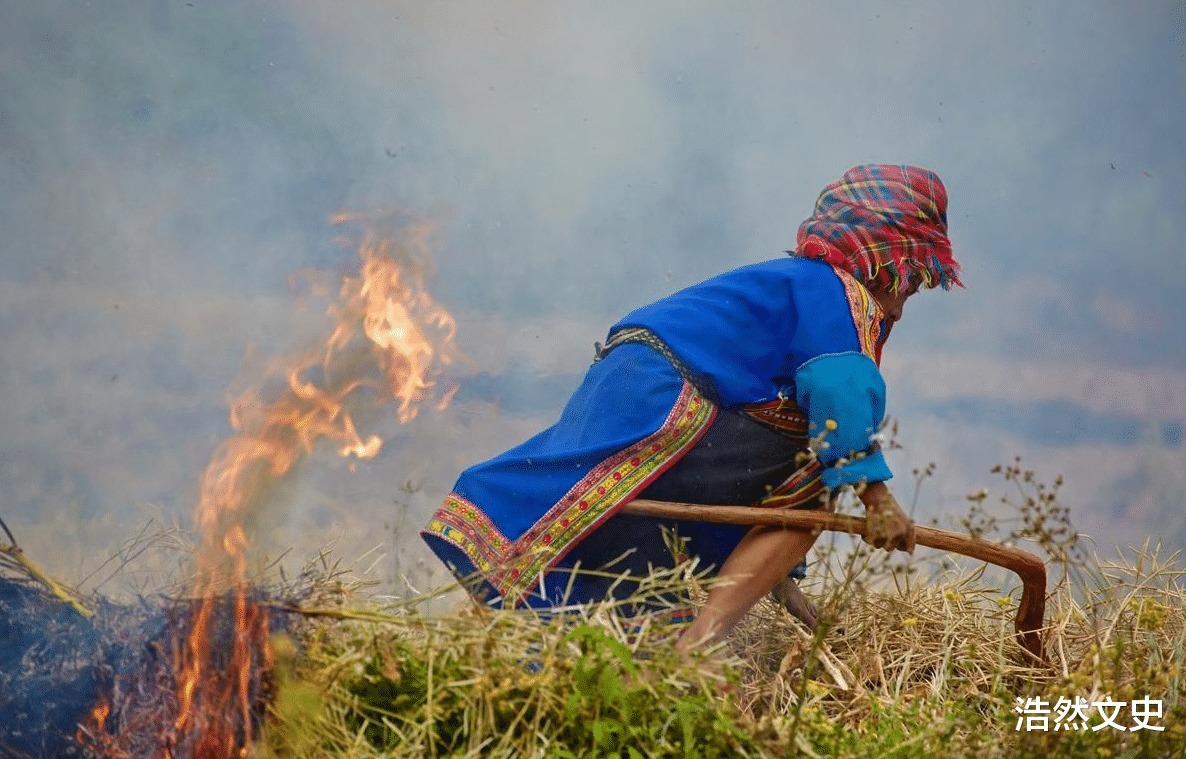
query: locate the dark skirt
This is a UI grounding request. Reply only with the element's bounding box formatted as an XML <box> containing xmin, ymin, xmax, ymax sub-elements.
<box><xmin>528</xmin><ymin>407</ymin><xmax>822</xmax><ymax>612</ymax></box>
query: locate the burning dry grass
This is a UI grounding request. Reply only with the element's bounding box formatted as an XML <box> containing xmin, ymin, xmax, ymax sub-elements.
<box><xmin>5</xmin><ymin>503</ymin><xmax>1186</xmax><ymax>757</ymax></box>
<box><xmin>4</xmin><ymin>213</ymin><xmax>461</xmax><ymax>758</ymax></box>
<box><xmin>0</xmin><ymin>541</ymin><xmax>350</xmax><ymax>759</ymax></box>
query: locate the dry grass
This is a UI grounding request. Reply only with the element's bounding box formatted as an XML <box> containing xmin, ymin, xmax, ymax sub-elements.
<box><xmin>260</xmin><ymin>464</ymin><xmax>1186</xmax><ymax>758</ymax></box>
<box><xmin>258</xmin><ymin>539</ymin><xmax>1186</xmax><ymax>758</ymax></box>
<box><xmin>8</xmin><ymin>463</ymin><xmax>1185</xmax><ymax>757</ymax></box>
<box><xmin>260</xmin><ymin>563</ymin><xmax>775</xmax><ymax>758</ymax></box>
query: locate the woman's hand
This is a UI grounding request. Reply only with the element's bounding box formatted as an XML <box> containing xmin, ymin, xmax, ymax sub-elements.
<box><xmin>858</xmin><ymin>481</ymin><xmax>916</xmax><ymax>553</ymax></box>
<box><xmin>770</xmin><ymin>576</ymin><xmax>818</xmax><ymax>631</ymax></box>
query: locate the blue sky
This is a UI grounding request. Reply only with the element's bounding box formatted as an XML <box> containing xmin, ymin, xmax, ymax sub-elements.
<box><xmin>1</xmin><ymin>1</ymin><xmax>1183</xmax><ymax>586</ymax></box>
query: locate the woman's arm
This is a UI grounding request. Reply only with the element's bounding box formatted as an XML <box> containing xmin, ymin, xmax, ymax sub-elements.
<box><xmin>677</xmin><ymin>523</ymin><xmax>821</xmax><ymax>651</ymax></box>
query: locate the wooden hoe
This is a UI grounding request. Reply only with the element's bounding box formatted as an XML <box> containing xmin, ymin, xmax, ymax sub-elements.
<box><xmin>621</xmin><ymin>499</ymin><xmax>1048</xmax><ymax>662</ymax></box>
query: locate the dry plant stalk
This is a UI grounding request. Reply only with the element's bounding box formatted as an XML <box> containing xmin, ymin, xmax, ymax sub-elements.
<box><xmin>0</xmin><ymin>515</ymin><xmax>93</xmax><ymax>618</ymax></box>
<box><xmin>622</xmin><ymin>499</ymin><xmax>1047</xmax><ymax>661</ymax></box>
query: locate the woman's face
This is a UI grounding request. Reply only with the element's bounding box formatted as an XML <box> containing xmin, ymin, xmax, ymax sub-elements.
<box><xmin>871</xmin><ymin>284</ymin><xmax>918</xmax><ymax>335</ymax></box>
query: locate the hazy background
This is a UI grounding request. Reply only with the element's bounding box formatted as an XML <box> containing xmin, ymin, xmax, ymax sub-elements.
<box><xmin>2</xmin><ymin>1</ymin><xmax>1183</xmax><ymax>594</ymax></box>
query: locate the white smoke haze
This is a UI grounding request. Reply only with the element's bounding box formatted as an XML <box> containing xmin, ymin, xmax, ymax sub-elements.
<box><xmin>1</xmin><ymin>0</ymin><xmax>1183</xmax><ymax>590</ymax></box>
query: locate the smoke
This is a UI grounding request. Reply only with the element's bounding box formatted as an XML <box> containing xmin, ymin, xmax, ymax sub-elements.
<box><xmin>1</xmin><ymin>0</ymin><xmax>1184</xmax><ymax>585</ymax></box>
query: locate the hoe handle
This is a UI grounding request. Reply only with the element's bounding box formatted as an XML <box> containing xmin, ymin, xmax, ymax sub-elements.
<box><xmin>621</xmin><ymin>499</ymin><xmax>1047</xmax><ymax>662</ymax></box>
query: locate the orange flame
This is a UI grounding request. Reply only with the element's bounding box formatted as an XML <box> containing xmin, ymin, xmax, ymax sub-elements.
<box><xmin>328</xmin><ymin>219</ymin><xmax>458</xmax><ymax>424</ymax></box>
<box><xmin>76</xmin><ymin>694</ymin><xmax>112</xmax><ymax>749</ymax></box>
<box><xmin>94</xmin><ymin>216</ymin><xmax>459</xmax><ymax>758</ymax></box>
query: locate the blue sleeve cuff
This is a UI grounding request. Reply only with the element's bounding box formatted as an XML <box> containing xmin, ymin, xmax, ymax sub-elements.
<box><xmin>820</xmin><ymin>448</ymin><xmax>893</xmax><ymax>489</ymax></box>
<box><xmin>794</xmin><ymin>351</ymin><xmax>893</xmax><ymax>488</ymax></box>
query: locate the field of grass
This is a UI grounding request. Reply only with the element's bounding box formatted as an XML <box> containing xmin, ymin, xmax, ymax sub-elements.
<box><xmin>259</xmin><ymin>467</ymin><xmax>1186</xmax><ymax>758</ymax></box>
<box><xmin>6</xmin><ymin>463</ymin><xmax>1184</xmax><ymax>758</ymax></box>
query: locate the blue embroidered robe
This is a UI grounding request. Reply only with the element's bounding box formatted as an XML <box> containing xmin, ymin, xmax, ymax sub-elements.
<box><xmin>422</xmin><ymin>257</ymin><xmax>892</xmax><ymax>610</ymax></box>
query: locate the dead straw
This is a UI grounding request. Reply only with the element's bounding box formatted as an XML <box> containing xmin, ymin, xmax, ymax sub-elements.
<box><xmin>0</xmin><ymin>515</ymin><xmax>93</xmax><ymax>618</ymax></box>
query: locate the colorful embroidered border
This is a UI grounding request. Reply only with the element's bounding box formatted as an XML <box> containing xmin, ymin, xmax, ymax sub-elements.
<box><xmin>741</xmin><ymin>397</ymin><xmax>810</xmax><ymax>439</ymax></box>
<box><xmin>758</xmin><ymin>459</ymin><xmax>826</xmax><ymax>509</ymax></box>
<box><xmin>831</xmin><ymin>267</ymin><xmax>884</xmax><ymax>365</ymax></box>
<box><xmin>421</xmin><ymin>379</ymin><xmax>716</xmax><ymax>607</ymax></box>
<box><xmin>423</xmin><ymin>494</ymin><xmax>510</xmax><ymax>576</ymax></box>
<box><xmin>494</xmin><ymin>381</ymin><xmax>716</xmax><ymax>604</ymax></box>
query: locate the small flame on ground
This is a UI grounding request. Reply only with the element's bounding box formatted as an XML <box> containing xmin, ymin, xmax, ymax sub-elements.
<box><xmin>76</xmin><ymin>694</ymin><xmax>111</xmax><ymax>748</ymax></box>
<box><xmin>90</xmin><ymin>215</ymin><xmax>458</xmax><ymax>758</ymax></box>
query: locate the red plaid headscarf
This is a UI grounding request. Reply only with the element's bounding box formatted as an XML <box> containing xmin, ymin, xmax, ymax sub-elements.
<box><xmin>794</xmin><ymin>164</ymin><xmax>963</xmax><ymax>292</ymax></box>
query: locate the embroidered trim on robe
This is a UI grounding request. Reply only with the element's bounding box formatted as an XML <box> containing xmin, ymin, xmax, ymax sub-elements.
<box><xmin>421</xmin><ymin>379</ymin><xmax>716</xmax><ymax>606</ymax></box>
